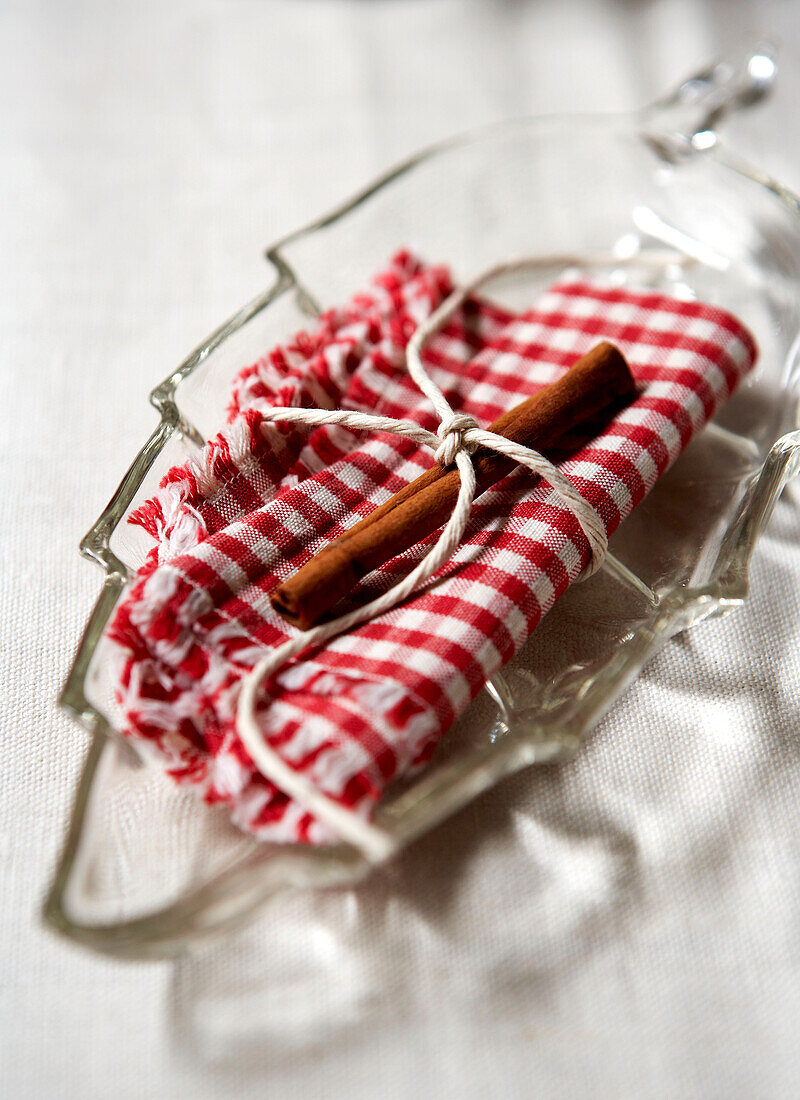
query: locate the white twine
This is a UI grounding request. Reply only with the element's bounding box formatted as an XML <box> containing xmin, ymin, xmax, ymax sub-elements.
<box><xmin>236</xmin><ymin>250</ymin><xmax>679</xmax><ymax>861</ymax></box>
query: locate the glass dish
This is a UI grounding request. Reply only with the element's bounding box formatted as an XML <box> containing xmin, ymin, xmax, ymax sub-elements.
<box><xmin>46</xmin><ymin>46</ymin><xmax>800</xmax><ymax>957</ymax></box>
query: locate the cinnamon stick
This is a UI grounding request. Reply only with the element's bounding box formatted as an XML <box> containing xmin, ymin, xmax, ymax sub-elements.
<box><xmin>271</xmin><ymin>342</ymin><xmax>635</xmax><ymax>629</ymax></box>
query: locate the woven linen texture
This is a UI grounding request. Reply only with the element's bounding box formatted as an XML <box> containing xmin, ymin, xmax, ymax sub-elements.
<box><xmin>105</xmin><ymin>250</ymin><xmax>757</xmax><ymax>843</ymax></box>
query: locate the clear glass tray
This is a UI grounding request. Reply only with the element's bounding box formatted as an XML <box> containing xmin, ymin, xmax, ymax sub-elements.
<box><xmin>46</xmin><ymin>46</ymin><xmax>800</xmax><ymax>957</ymax></box>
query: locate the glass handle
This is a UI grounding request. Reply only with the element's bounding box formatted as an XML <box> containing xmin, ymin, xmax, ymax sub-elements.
<box><xmin>642</xmin><ymin>42</ymin><xmax>778</xmax><ymax>160</ymax></box>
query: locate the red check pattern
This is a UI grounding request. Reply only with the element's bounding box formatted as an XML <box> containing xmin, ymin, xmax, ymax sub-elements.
<box><xmin>106</xmin><ymin>251</ymin><xmax>757</xmax><ymax>843</ymax></box>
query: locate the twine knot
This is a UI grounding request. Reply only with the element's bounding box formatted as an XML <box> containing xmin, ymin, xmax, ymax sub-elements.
<box><xmin>435</xmin><ymin>412</ymin><xmax>480</xmax><ymax>466</ymax></box>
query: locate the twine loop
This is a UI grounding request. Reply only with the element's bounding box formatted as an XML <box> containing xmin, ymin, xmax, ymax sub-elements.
<box><xmin>234</xmin><ymin>250</ymin><xmax>685</xmax><ymax>861</ymax></box>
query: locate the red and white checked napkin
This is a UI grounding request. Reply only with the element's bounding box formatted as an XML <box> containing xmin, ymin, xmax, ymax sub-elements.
<box><xmin>106</xmin><ymin>250</ymin><xmax>757</xmax><ymax>843</ymax></box>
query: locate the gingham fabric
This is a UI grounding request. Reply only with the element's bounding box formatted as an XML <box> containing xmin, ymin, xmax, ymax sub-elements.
<box><xmin>105</xmin><ymin>251</ymin><xmax>757</xmax><ymax>843</ymax></box>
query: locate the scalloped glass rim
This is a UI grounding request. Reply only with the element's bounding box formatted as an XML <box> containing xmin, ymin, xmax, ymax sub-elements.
<box><xmin>45</xmin><ymin>107</ymin><xmax>800</xmax><ymax>958</ymax></box>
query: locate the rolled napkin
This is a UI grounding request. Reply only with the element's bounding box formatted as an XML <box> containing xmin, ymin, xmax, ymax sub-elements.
<box><xmin>106</xmin><ymin>250</ymin><xmax>757</xmax><ymax>843</ymax></box>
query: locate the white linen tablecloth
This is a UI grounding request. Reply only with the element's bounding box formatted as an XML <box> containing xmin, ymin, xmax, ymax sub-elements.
<box><xmin>3</xmin><ymin>1</ymin><xmax>800</xmax><ymax>1096</ymax></box>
